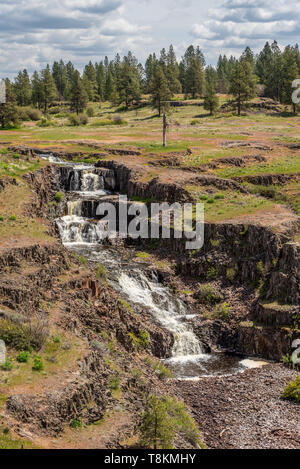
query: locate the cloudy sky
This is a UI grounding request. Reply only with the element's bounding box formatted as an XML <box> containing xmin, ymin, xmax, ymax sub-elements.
<box><xmin>0</xmin><ymin>0</ymin><xmax>299</xmax><ymax>77</ymax></box>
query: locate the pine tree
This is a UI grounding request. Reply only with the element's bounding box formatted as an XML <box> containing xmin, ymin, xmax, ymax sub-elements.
<box><xmin>105</xmin><ymin>64</ymin><xmax>118</xmax><ymax>103</ymax></box>
<box><xmin>83</xmin><ymin>61</ymin><xmax>98</xmax><ymax>102</ymax></box>
<box><xmin>117</xmin><ymin>52</ymin><xmax>141</xmax><ymax>108</ymax></box>
<box><xmin>181</xmin><ymin>46</ymin><xmax>205</xmax><ymax>98</ymax></box>
<box><xmin>0</xmin><ymin>79</ymin><xmax>19</xmax><ymax>128</ymax></box>
<box><xmin>70</xmin><ymin>71</ymin><xmax>88</xmax><ymax>114</ymax></box>
<box><xmin>14</xmin><ymin>70</ymin><xmax>32</xmax><ymax>106</ymax></box>
<box><xmin>40</xmin><ymin>65</ymin><xmax>58</xmax><ymax>112</ymax></box>
<box><xmin>139</xmin><ymin>395</ymin><xmax>175</xmax><ymax>449</ymax></box>
<box><xmin>204</xmin><ymin>83</ymin><xmax>219</xmax><ymax>115</ymax></box>
<box><xmin>166</xmin><ymin>45</ymin><xmax>181</xmax><ymax>94</ymax></box>
<box><xmin>52</xmin><ymin>60</ymin><xmax>67</xmax><ymax>100</ymax></box>
<box><xmin>145</xmin><ymin>53</ymin><xmax>158</xmax><ymax>93</ymax></box>
<box><xmin>229</xmin><ymin>60</ymin><xmax>257</xmax><ymax>115</ymax></box>
<box><xmin>150</xmin><ymin>64</ymin><xmax>172</xmax><ymax>116</ymax></box>
<box><xmin>96</xmin><ymin>62</ymin><xmax>106</xmax><ymax>101</ymax></box>
<box><xmin>31</xmin><ymin>71</ymin><xmax>43</xmax><ymax>109</ymax></box>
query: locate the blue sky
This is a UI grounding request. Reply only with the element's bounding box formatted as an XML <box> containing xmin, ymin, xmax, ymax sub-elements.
<box><xmin>0</xmin><ymin>0</ymin><xmax>299</xmax><ymax>77</ymax></box>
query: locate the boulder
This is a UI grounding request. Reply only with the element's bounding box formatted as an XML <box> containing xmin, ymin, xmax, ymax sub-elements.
<box><xmin>0</xmin><ymin>339</ymin><xmax>6</xmax><ymax>365</ymax></box>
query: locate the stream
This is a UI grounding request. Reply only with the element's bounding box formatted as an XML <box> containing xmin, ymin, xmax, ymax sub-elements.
<box><xmin>42</xmin><ymin>154</ymin><xmax>267</xmax><ymax>380</ymax></box>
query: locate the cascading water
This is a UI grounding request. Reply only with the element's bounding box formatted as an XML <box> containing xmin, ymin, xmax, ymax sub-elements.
<box><xmin>43</xmin><ymin>153</ymin><xmax>267</xmax><ymax>379</ymax></box>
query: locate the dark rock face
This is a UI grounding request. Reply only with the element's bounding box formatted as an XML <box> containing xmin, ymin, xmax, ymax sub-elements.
<box><xmin>266</xmin><ymin>242</ymin><xmax>300</xmax><ymax>305</ymax></box>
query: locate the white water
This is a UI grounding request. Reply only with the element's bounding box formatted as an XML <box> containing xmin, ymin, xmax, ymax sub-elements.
<box><xmin>56</xmin><ymin>215</ymin><xmax>108</xmax><ymax>244</ymax></box>
<box><xmin>119</xmin><ymin>271</ymin><xmax>207</xmax><ymax>362</ymax></box>
<box><xmin>43</xmin><ymin>152</ymin><xmax>269</xmax><ymax>379</ymax></box>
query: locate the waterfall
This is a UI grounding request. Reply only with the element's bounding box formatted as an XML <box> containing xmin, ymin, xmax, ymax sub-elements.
<box><xmin>118</xmin><ymin>271</ymin><xmax>205</xmax><ymax>361</ymax></box>
<box><xmin>81</xmin><ymin>173</ymin><xmax>104</xmax><ymax>193</ymax></box>
<box><xmin>56</xmin><ymin>216</ymin><xmax>107</xmax><ymax>245</ymax></box>
<box><xmin>67</xmin><ymin>200</ymin><xmax>82</xmax><ymax>216</ymax></box>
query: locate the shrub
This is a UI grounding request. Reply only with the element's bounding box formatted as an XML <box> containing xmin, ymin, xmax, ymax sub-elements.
<box><xmin>1</xmin><ymin>358</ymin><xmax>13</xmax><ymax>371</ymax></box>
<box><xmin>281</xmin><ymin>376</ymin><xmax>300</xmax><ymax>403</ymax></box>
<box><xmin>195</xmin><ymin>283</ymin><xmax>223</xmax><ymax>305</ymax></box>
<box><xmin>226</xmin><ymin>267</ymin><xmax>237</xmax><ymax>282</ymax></box>
<box><xmin>139</xmin><ymin>395</ymin><xmax>205</xmax><ymax>449</ymax></box>
<box><xmin>144</xmin><ymin>357</ymin><xmax>174</xmax><ymax>380</ymax></box>
<box><xmin>68</xmin><ymin>114</ymin><xmax>80</xmax><ymax>126</ymax></box>
<box><xmin>26</xmin><ymin>108</ymin><xmax>42</xmax><ymax>121</ymax></box>
<box><xmin>0</xmin><ymin>318</ymin><xmax>48</xmax><ymax>351</ymax></box>
<box><xmin>213</xmin><ymin>302</ymin><xmax>231</xmax><ymax>320</ymax></box>
<box><xmin>109</xmin><ymin>375</ymin><xmax>121</xmax><ymax>391</ymax></box>
<box><xmin>37</xmin><ymin>118</ymin><xmax>51</xmax><ymax>127</ymax></box>
<box><xmin>206</xmin><ymin>266</ymin><xmax>218</xmax><ymax>280</ymax></box>
<box><xmin>79</xmin><ymin>113</ymin><xmax>88</xmax><ymax>125</ymax></box>
<box><xmin>32</xmin><ymin>356</ymin><xmax>44</xmax><ymax>371</ymax></box>
<box><xmin>113</xmin><ymin>115</ymin><xmax>126</xmax><ymax>125</ymax></box>
<box><xmin>214</xmin><ymin>193</ymin><xmax>225</xmax><ymax>200</ymax></box>
<box><xmin>16</xmin><ymin>351</ymin><xmax>31</xmax><ymax>363</ymax></box>
<box><xmin>129</xmin><ymin>330</ymin><xmax>149</xmax><ymax>351</ymax></box>
<box><xmin>96</xmin><ymin>263</ymin><xmax>108</xmax><ymax>282</ymax></box>
<box><xmin>0</xmin><ymin>216</ymin><xmax>4</xmax><ymax>222</ymax></box>
<box><xmin>9</xmin><ymin>215</ymin><xmax>17</xmax><ymax>221</ymax></box>
<box><xmin>70</xmin><ymin>418</ymin><xmax>82</xmax><ymax>429</ymax></box>
<box><xmin>190</xmin><ymin>119</ymin><xmax>199</xmax><ymax>126</ymax></box>
<box><xmin>86</xmin><ymin>107</ymin><xmax>95</xmax><ymax>117</ymax></box>
<box><xmin>54</xmin><ymin>191</ymin><xmax>64</xmax><ymax>203</ymax></box>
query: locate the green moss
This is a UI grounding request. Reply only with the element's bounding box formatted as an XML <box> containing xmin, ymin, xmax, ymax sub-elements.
<box><xmin>129</xmin><ymin>330</ymin><xmax>149</xmax><ymax>351</ymax></box>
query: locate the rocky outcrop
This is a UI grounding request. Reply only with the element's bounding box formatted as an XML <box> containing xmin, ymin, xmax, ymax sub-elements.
<box><xmin>265</xmin><ymin>242</ymin><xmax>300</xmax><ymax>305</ymax></box>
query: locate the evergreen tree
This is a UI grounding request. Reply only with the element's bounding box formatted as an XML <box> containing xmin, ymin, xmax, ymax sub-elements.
<box><xmin>52</xmin><ymin>60</ymin><xmax>67</xmax><ymax>99</ymax></box>
<box><xmin>181</xmin><ymin>46</ymin><xmax>205</xmax><ymax>98</ymax></box>
<box><xmin>14</xmin><ymin>70</ymin><xmax>32</xmax><ymax>106</ymax></box>
<box><xmin>166</xmin><ymin>45</ymin><xmax>181</xmax><ymax>94</ymax></box>
<box><xmin>204</xmin><ymin>83</ymin><xmax>219</xmax><ymax>115</ymax></box>
<box><xmin>95</xmin><ymin>62</ymin><xmax>106</xmax><ymax>101</ymax></box>
<box><xmin>105</xmin><ymin>64</ymin><xmax>118</xmax><ymax>103</ymax></box>
<box><xmin>31</xmin><ymin>71</ymin><xmax>43</xmax><ymax>109</ymax></box>
<box><xmin>139</xmin><ymin>395</ymin><xmax>203</xmax><ymax>450</ymax></box>
<box><xmin>83</xmin><ymin>61</ymin><xmax>98</xmax><ymax>101</ymax></box>
<box><xmin>229</xmin><ymin>60</ymin><xmax>257</xmax><ymax>115</ymax></box>
<box><xmin>0</xmin><ymin>79</ymin><xmax>19</xmax><ymax>128</ymax></box>
<box><xmin>145</xmin><ymin>53</ymin><xmax>158</xmax><ymax>93</ymax></box>
<box><xmin>70</xmin><ymin>71</ymin><xmax>88</xmax><ymax>114</ymax></box>
<box><xmin>256</xmin><ymin>41</ymin><xmax>273</xmax><ymax>86</ymax></box>
<box><xmin>139</xmin><ymin>395</ymin><xmax>175</xmax><ymax>449</ymax></box>
<box><xmin>117</xmin><ymin>52</ymin><xmax>141</xmax><ymax>108</ymax></box>
<box><xmin>40</xmin><ymin>65</ymin><xmax>58</xmax><ymax>112</ymax></box>
<box><xmin>150</xmin><ymin>64</ymin><xmax>172</xmax><ymax>116</ymax></box>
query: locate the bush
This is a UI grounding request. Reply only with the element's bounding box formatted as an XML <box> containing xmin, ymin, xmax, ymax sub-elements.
<box><xmin>1</xmin><ymin>358</ymin><xmax>13</xmax><ymax>371</ymax></box>
<box><xmin>0</xmin><ymin>216</ymin><xmax>4</xmax><ymax>222</ymax></box>
<box><xmin>139</xmin><ymin>395</ymin><xmax>205</xmax><ymax>449</ymax></box>
<box><xmin>9</xmin><ymin>215</ymin><xmax>17</xmax><ymax>221</ymax></box>
<box><xmin>282</xmin><ymin>376</ymin><xmax>300</xmax><ymax>403</ymax></box>
<box><xmin>96</xmin><ymin>263</ymin><xmax>108</xmax><ymax>282</ymax></box>
<box><xmin>86</xmin><ymin>107</ymin><xmax>95</xmax><ymax>117</ymax></box>
<box><xmin>70</xmin><ymin>418</ymin><xmax>82</xmax><ymax>429</ymax></box>
<box><xmin>79</xmin><ymin>113</ymin><xmax>88</xmax><ymax>125</ymax></box>
<box><xmin>32</xmin><ymin>355</ymin><xmax>44</xmax><ymax>371</ymax></box>
<box><xmin>37</xmin><ymin>118</ymin><xmax>51</xmax><ymax>127</ymax></box>
<box><xmin>213</xmin><ymin>302</ymin><xmax>231</xmax><ymax>320</ymax></box>
<box><xmin>129</xmin><ymin>330</ymin><xmax>149</xmax><ymax>351</ymax></box>
<box><xmin>0</xmin><ymin>318</ymin><xmax>48</xmax><ymax>351</ymax></box>
<box><xmin>54</xmin><ymin>191</ymin><xmax>64</xmax><ymax>203</ymax></box>
<box><xmin>195</xmin><ymin>283</ymin><xmax>223</xmax><ymax>305</ymax></box>
<box><xmin>68</xmin><ymin>114</ymin><xmax>80</xmax><ymax>126</ymax></box>
<box><xmin>25</xmin><ymin>108</ymin><xmax>42</xmax><ymax>121</ymax></box>
<box><xmin>16</xmin><ymin>351</ymin><xmax>31</xmax><ymax>363</ymax></box>
<box><xmin>109</xmin><ymin>375</ymin><xmax>121</xmax><ymax>391</ymax></box>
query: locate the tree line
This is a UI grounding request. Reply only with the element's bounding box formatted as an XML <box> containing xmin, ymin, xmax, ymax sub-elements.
<box><xmin>1</xmin><ymin>40</ymin><xmax>300</xmax><ymax>127</ymax></box>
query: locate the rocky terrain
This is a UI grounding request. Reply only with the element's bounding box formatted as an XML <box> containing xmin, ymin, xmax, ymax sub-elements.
<box><xmin>0</xmin><ymin>99</ymin><xmax>299</xmax><ymax>449</ymax></box>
